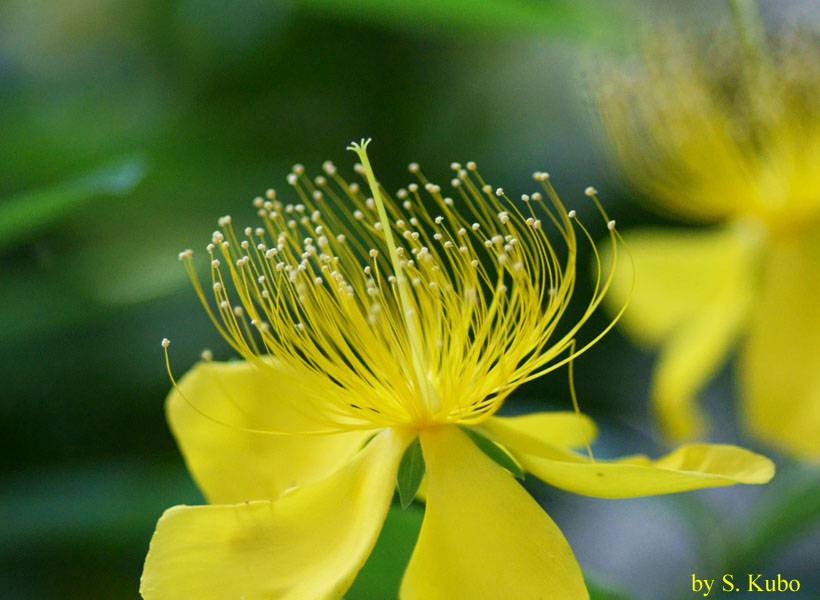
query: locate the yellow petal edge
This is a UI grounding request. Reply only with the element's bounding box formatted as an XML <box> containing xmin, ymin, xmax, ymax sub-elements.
<box><xmin>167</xmin><ymin>359</ymin><xmax>370</xmax><ymax>504</ymax></box>
<box><xmin>400</xmin><ymin>426</ymin><xmax>588</xmax><ymax>600</ymax></box>
<box><xmin>140</xmin><ymin>428</ymin><xmax>409</xmax><ymax>600</ymax></box>
<box><xmin>485</xmin><ymin>413</ymin><xmax>774</xmax><ymax>498</ymax></box>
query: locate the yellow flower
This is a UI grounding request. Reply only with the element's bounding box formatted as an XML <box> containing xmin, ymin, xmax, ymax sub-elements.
<box><xmin>140</xmin><ymin>140</ymin><xmax>774</xmax><ymax>600</ymax></box>
<box><xmin>597</xmin><ymin>21</ymin><xmax>820</xmax><ymax>458</ymax></box>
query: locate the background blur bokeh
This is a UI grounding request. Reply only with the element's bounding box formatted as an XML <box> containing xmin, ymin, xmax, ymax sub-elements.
<box><xmin>2</xmin><ymin>1</ymin><xmax>818</xmax><ymax>599</ymax></box>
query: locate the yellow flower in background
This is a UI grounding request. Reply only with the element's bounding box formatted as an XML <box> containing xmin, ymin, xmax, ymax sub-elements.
<box><xmin>140</xmin><ymin>140</ymin><xmax>774</xmax><ymax>600</ymax></box>
<box><xmin>596</xmin><ymin>18</ymin><xmax>820</xmax><ymax>459</ymax></box>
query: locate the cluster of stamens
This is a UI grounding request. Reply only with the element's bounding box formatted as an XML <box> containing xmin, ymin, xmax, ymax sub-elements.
<box><xmin>173</xmin><ymin>141</ymin><xmax>620</xmax><ymax>432</ymax></box>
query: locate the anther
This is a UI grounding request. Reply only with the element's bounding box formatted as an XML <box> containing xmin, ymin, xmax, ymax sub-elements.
<box><xmin>584</xmin><ymin>186</ymin><xmax>597</xmax><ymax>197</ymax></box>
<box><xmin>161</xmin><ymin>338</ymin><xmax>170</xmax><ymax>348</ymax></box>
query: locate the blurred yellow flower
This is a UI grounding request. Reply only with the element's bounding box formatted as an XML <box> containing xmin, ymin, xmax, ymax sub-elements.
<box><xmin>597</xmin><ymin>20</ymin><xmax>820</xmax><ymax>458</ymax></box>
<box><xmin>140</xmin><ymin>140</ymin><xmax>774</xmax><ymax>600</ymax></box>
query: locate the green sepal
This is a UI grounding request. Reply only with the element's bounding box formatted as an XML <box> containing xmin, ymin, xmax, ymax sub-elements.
<box><xmin>396</xmin><ymin>437</ymin><xmax>425</xmax><ymax>509</ymax></box>
<box><xmin>460</xmin><ymin>426</ymin><xmax>525</xmax><ymax>480</ymax></box>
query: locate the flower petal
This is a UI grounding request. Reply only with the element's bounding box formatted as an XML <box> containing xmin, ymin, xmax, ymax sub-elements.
<box><xmin>741</xmin><ymin>232</ymin><xmax>820</xmax><ymax>459</ymax></box>
<box><xmin>140</xmin><ymin>428</ymin><xmax>409</xmax><ymax>600</ymax></box>
<box><xmin>605</xmin><ymin>226</ymin><xmax>753</xmax><ymax>345</ymax></box>
<box><xmin>167</xmin><ymin>359</ymin><xmax>370</xmax><ymax>503</ymax></box>
<box><xmin>400</xmin><ymin>426</ymin><xmax>587</xmax><ymax>600</ymax></box>
<box><xmin>651</xmin><ymin>289</ymin><xmax>749</xmax><ymax>440</ymax></box>
<box><xmin>603</xmin><ymin>225</ymin><xmax>757</xmax><ymax>441</ymax></box>
<box><xmin>481</xmin><ymin>412</ymin><xmax>597</xmax><ymax>451</ymax></box>
<box><xmin>492</xmin><ymin>427</ymin><xmax>773</xmax><ymax>498</ymax></box>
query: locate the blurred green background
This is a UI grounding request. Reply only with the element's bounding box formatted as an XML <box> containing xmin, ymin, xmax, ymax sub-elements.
<box><xmin>1</xmin><ymin>1</ymin><xmax>818</xmax><ymax>598</ymax></box>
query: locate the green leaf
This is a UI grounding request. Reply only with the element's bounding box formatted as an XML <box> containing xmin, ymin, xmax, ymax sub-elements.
<box><xmin>460</xmin><ymin>426</ymin><xmax>525</xmax><ymax>480</ymax></box>
<box><xmin>397</xmin><ymin>437</ymin><xmax>425</xmax><ymax>509</ymax></box>
<box><xmin>294</xmin><ymin>0</ymin><xmax>631</xmax><ymax>45</ymax></box>
<box><xmin>345</xmin><ymin>504</ymin><xmax>424</xmax><ymax>599</ymax></box>
<box><xmin>730</xmin><ymin>463</ymin><xmax>820</xmax><ymax>567</ymax></box>
<box><xmin>0</xmin><ymin>156</ymin><xmax>146</xmax><ymax>253</ymax></box>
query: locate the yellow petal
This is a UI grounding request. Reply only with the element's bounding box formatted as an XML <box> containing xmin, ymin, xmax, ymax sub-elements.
<box><xmin>400</xmin><ymin>426</ymin><xmax>588</xmax><ymax>600</ymax></box>
<box><xmin>140</xmin><ymin>428</ymin><xmax>409</xmax><ymax>600</ymax></box>
<box><xmin>167</xmin><ymin>359</ymin><xmax>370</xmax><ymax>503</ymax></box>
<box><xmin>492</xmin><ymin>428</ymin><xmax>773</xmax><ymax>498</ymax></box>
<box><xmin>741</xmin><ymin>231</ymin><xmax>820</xmax><ymax>459</ymax></box>
<box><xmin>604</xmin><ymin>225</ymin><xmax>754</xmax><ymax>346</ymax></box>
<box><xmin>651</xmin><ymin>289</ymin><xmax>748</xmax><ymax>441</ymax></box>
<box><xmin>480</xmin><ymin>412</ymin><xmax>597</xmax><ymax>452</ymax></box>
<box><xmin>603</xmin><ymin>225</ymin><xmax>757</xmax><ymax>441</ymax></box>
